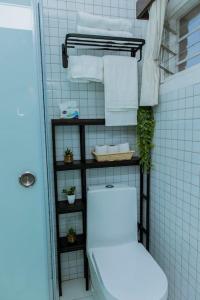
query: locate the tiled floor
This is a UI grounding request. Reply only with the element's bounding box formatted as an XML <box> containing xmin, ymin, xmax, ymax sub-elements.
<box><xmin>60</xmin><ymin>278</ymin><xmax>94</xmax><ymax>300</ymax></box>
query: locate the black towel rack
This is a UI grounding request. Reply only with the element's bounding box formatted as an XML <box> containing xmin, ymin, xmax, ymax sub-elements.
<box><xmin>62</xmin><ymin>33</ymin><xmax>145</xmax><ymax>68</ymax></box>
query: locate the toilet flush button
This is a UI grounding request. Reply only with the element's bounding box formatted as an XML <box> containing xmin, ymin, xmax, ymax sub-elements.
<box><xmin>105</xmin><ymin>184</ymin><xmax>114</xmax><ymax>188</ymax></box>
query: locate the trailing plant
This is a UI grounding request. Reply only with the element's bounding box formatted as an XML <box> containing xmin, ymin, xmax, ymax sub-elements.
<box><xmin>137</xmin><ymin>107</ymin><xmax>155</xmax><ymax>172</ymax></box>
<box><xmin>63</xmin><ymin>186</ymin><xmax>76</xmax><ymax>195</ymax></box>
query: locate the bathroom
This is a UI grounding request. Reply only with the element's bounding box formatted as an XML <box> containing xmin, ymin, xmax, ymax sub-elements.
<box><xmin>0</xmin><ymin>0</ymin><xmax>200</xmax><ymax>299</ymax></box>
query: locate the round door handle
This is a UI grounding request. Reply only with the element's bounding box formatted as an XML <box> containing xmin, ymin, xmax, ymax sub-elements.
<box><xmin>19</xmin><ymin>172</ymin><xmax>36</xmax><ymax>188</ymax></box>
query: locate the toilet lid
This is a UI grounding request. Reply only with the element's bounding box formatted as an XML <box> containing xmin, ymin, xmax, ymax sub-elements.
<box><xmin>92</xmin><ymin>242</ymin><xmax>168</xmax><ymax>300</ymax></box>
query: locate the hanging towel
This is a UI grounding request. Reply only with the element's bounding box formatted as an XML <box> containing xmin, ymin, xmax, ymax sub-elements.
<box><xmin>77</xmin><ymin>11</ymin><xmax>133</xmax><ymax>33</ymax></box>
<box><xmin>77</xmin><ymin>25</ymin><xmax>133</xmax><ymax>38</ymax></box>
<box><xmin>68</xmin><ymin>55</ymin><xmax>103</xmax><ymax>83</ymax></box>
<box><xmin>103</xmin><ymin>55</ymin><xmax>138</xmax><ymax>127</ymax></box>
<box><xmin>140</xmin><ymin>0</ymin><xmax>168</xmax><ymax>106</ymax></box>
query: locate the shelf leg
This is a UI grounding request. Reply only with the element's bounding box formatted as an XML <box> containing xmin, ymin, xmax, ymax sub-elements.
<box><xmin>79</xmin><ymin>125</ymin><xmax>89</xmax><ymax>290</ymax></box>
<box><xmin>146</xmin><ymin>171</ymin><xmax>151</xmax><ymax>251</ymax></box>
<box><xmin>139</xmin><ymin>166</ymin><xmax>144</xmax><ymax>244</ymax></box>
<box><xmin>84</xmin><ymin>250</ymin><xmax>89</xmax><ymax>290</ymax></box>
<box><xmin>58</xmin><ymin>252</ymin><xmax>62</xmax><ymax>296</ymax></box>
<box><xmin>52</xmin><ymin>123</ymin><xmax>63</xmax><ymax>296</ymax></box>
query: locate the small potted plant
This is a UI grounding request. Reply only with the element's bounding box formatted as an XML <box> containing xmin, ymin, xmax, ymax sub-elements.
<box><xmin>67</xmin><ymin>228</ymin><xmax>76</xmax><ymax>244</ymax></box>
<box><xmin>64</xmin><ymin>148</ymin><xmax>73</xmax><ymax>163</ymax></box>
<box><xmin>63</xmin><ymin>186</ymin><xmax>76</xmax><ymax>204</ymax></box>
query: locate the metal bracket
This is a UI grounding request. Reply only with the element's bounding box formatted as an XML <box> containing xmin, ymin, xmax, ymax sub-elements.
<box><xmin>62</xmin><ymin>44</ymin><xmax>68</xmax><ymax>68</ymax></box>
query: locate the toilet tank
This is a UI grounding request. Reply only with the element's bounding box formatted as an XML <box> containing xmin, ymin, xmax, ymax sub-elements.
<box><xmin>87</xmin><ymin>184</ymin><xmax>138</xmax><ymax>250</ymax></box>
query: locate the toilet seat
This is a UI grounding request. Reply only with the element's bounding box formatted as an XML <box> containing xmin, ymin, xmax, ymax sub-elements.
<box><xmin>89</xmin><ymin>241</ymin><xmax>168</xmax><ymax>300</ymax></box>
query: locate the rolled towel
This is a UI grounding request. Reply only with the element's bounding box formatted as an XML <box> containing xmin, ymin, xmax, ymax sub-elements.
<box><xmin>95</xmin><ymin>145</ymin><xmax>108</xmax><ymax>155</ymax></box>
<box><xmin>119</xmin><ymin>143</ymin><xmax>130</xmax><ymax>153</ymax></box>
<box><xmin>68</xmin><ymin>55</ymin><xmax>103</xmax><ymax>83</ymax></box>
<box><xmin>77</xmin><ymin>11</ymin><xmax>133</xmax><ymax>32</ymax></box>
<box><xmin>107</xmin><ymin>145</ymin><xmax>120</xmax><ymax>154</ymax></box>
<box><xmin>77</xmin><ymin>25</ymin><xmax>133</xmax><ymax>38</ymax></box>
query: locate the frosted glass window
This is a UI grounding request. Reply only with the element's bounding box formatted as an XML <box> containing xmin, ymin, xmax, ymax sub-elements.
<box><xmin>178</xmin><ymin>4</ymin><xmax>200</xmax><ymax>71</ymax></box>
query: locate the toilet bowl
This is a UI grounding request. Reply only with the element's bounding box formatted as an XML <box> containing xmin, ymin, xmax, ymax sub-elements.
<box><xmin>87</xmin><ymin>184</ymin><xmax>168</xmax><ymax>300</ymax></box>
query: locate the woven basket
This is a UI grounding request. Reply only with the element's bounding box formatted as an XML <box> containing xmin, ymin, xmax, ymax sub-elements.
<box><xmin>92</xmin><ymin>151</ymin><xmax>134</xmax><ymax>162</ymax></box>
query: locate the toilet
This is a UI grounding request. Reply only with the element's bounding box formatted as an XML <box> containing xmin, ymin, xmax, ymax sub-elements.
<box><xmin>87</xmin><ymin>184</ymin><xmax>168</xmax><ymax>300</ymax></box>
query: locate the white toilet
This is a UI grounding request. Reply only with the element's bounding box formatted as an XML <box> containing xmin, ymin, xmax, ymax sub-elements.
<box><xmin>87</xmin><ymin>184</ymin><xmax>168</xmax><ymax>300</ymax></box>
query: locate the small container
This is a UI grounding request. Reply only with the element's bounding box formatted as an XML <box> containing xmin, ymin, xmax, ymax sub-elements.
<box><xmin>59</xmin><ymin>101</ymin><xmax>79</xmax><ymax>119</ymax></box>
<box><xmin>67</xmin><ymin>194</ymin><xmax>76</xmax><ymax>204</ymax></box>
<box><xmin>67</xmin><ymin>234</ymin><xmax>76</xmax><ymax>244</ymax></box>
<box><xmin>64</xmin><ymin>154</ymin><xmax>73</xmax><ymax>163</ymax></box>
<box><xmin>92</xmin><ymin>150</ymin><xmax>134</xmax><ymax>162</ymax></box>
<box><xmin>67</xmin><ymin>228</ymin><xmax>77</xmax><ymax>244</ymax></box>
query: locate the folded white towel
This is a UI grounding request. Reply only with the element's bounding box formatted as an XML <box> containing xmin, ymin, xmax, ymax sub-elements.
<box><xmin>95</xmin><ymin>145</ymin><xmax>108</xmax><ymax>155</ymax></box>
<box><xmin>68</xmin><ymin>55</ymin><xmax>103</xmax><ymax>83</ymax></box>
<box><xmin>103</xmin><ymin>55</ymin><xmax>138</xmax><ymax>126</ymax></box>
<box><xmin>119</xmin><ymin>143</ymin><xmax>130</xmax><ymax>152</ymax></box>
<box><xmin>77</xmin><ymin>25</ymin><xmax>133</xmax><ymax>38</ymax></box>
<box><xmin>77</xmin><ymin>11</ymin><xmax>133</xmax><ymax>32</ymax></box>
<box><xmin>107</xmin><ymin>145</ymin><xmax>120</xmax><ymax>154</ymax></box>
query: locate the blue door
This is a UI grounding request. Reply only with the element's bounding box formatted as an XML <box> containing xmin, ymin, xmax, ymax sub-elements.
<box><xmin>0</xmin><ymin>1</ymin><xmax>51</xmax><ymax>300</ymax></box>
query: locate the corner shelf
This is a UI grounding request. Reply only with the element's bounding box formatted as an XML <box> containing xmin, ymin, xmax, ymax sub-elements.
<box><xmin>51</xmin><ymin>118</ymin><xmax>150</xmax><ymax>296</ymax></box>
<box><xmin>56</xmin><ymin>160</ymin><xmax>83</xmax><ymax>171</ymax></box>
<box><xmin>57</xmin><ymin>199</ymin><xmax>84</xmax><ymax>214</ymax></box>
<box><xmin>59</xmin><ymin>234</ymin><xmax>85</xmax><ymax>253</ymax></box>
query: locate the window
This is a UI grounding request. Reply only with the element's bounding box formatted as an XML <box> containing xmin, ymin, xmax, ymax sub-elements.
<box><xmin>178</xmin><ymin>3</ymin><xmax>200</xmax><ymax>71</ymax></box>
<box><xmin>160</xmin><ymin>2</ymin><xmax>200</xmax><ymax>81</ymax></box>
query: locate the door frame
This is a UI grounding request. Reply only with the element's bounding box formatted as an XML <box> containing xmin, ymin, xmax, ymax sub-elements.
<box><xmin>34</xmin><ymin>1</ymin><xmax>58</xmax><ymax>299</ymax></box>
<box><xmin>32</xmin><ymin>1</ymin><xmax>55</xmax><ymax>299</ymax></box>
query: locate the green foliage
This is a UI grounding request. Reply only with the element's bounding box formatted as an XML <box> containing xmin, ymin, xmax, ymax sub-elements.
<box><xmin>137</xmin><ymin>107</ymin><xmax>155</xmax><ymax>172</ymax></box>
<box><xmin>68</xmin><ymin>227</ymin><xmax>76</xmax><ymax>236</ymax></box>
<box><xmin>63</xmin><ymin>186</ymin><xmax>76</xmax><ymax>195</ymax></box>
<box><xmin>65</xmin><ymin>148</ymin><xmax>73</xmax><ymax>156</ymax></box>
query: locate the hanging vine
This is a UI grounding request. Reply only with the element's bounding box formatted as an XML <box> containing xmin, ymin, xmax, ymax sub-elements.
<box><xmin>137</xmin><ymin>107</ymin><xmax>155</xmax><ymax>172</ymax></box>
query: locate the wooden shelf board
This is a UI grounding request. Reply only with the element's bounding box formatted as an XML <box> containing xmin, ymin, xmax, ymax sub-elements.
<box><xmin>85</xmin><ymin>157</ymin><xmax>140</xmax><ymax>168</ymax></box>
<box><xmin>56</xmin><ymin>160</ymin><xmax>82</xmax><ymax>171</ymax></box>
<box><xmin>56</xmin><ymin>157</ymin><xmax>140</xmax><ymax>171</ymax></box>
<box><xmin>52</xmin><ymin>118</ymin><xmax>105</xmax><ymax>126</ymax></box>
<box><xmin>59</xmin><ymin>234</ymin><xmax>85</xmax><ymax>253</ymax></box>
<box><xmin>57</xmin><ymin>199</ymin><xmax>84</xmax><ymax>214</ymax></box>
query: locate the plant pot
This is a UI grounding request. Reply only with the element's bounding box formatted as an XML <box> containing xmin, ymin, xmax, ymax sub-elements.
<box><xmin>64</xmin><ymin>154</ymin><xmax>73</xmax><ymax>164</ymax></box>
<box><xmin>67</xmin><ymin>234</ymin><xmax>76</xmax><ymax>244</ymax></box>
<box><xmin>67</xmin><ymin>195</ymin><xmax>76</xmax><ymax>204</ymax></box>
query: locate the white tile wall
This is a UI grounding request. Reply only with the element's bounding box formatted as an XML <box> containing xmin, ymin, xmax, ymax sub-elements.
<box><xmin>151</xmin><ymin>82</ymin><xmax>200</xmax><ymax>300</ymax></box>
<box><xmin>41</xmin><ymin>0</ymin><xmax>200</xmax><ymax>297</ymax></box>
<box><xmin>41</xmin><ymin>0</ymin><xmax>146</xmax><ymax>281</ymax></box>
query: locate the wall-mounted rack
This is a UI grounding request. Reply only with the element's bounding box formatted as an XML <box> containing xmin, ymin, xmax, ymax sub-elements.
<box><xmin>62</xmin><ymin>33</ymin><xmax>145</xmax><ymax>68</ymax></box>
<box><xmin>51</xmin><ymin>118</ymin><xmax>150</xmax><ymax>296</ymax></box>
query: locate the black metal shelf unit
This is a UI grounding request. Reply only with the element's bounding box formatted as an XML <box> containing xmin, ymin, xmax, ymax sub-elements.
<box><xmin>51</xmin><ymin>118</ymin><xmax>150</xmax><ymax>296</ymax></box>
<box><xmin>62</xmin><ymin>33</ymin><xmax>145</xmax><ymax>68</ymax></box>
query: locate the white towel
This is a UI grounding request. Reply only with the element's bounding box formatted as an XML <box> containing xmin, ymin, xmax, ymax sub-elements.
<box><xmin>95</xmin><ymin>145</ymin><xmax>108</xmax><ymax>155</ymax></box>
<box><xmin>68</xmin><ymin>55</ymin><xmax>103</xmax><ymax>83</ymax></box>
<box><xmin>77</xmin><ymin>25</ymin><xmax>133</xmax><ymax>38</ymax></box>
<box><xmin>140</xmin><ymin>0</ymin><xmax>168</xmax><ymax>106</ymax></box>
<box><xmin>119</xmin><ymin>143</ymin><xmax>130</xmax><ymax>152</ymax></box>
<box><xmin>103</xmin><ymin>55</ymin><xmax>138</xmax><ymax>126</ymax></box>
<box><xmin>77</xmin><ymin>11</ymin><xmax>133</xmax><ymax>32</ymax></box>
<box><xmin>107</xmin><ymin>145</ymin><xmax>120</xmax><ymax>154</ymax></box>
